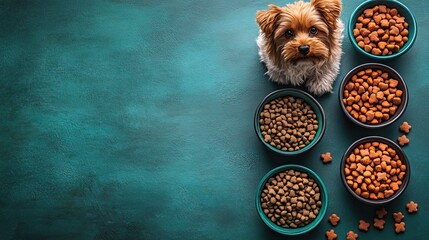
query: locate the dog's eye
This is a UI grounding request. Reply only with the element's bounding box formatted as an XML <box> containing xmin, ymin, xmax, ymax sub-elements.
<box><xmin>285</xmin><ymin>30</ymin><xmax>295</xmax><ymax>38</ymax></box>
<box><xmin>309</xmin><ymin>27</ymin><xmax>318</xmax><ymax>35</ymax></box>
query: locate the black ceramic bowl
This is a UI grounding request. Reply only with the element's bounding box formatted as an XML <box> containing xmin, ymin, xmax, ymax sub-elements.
<box><xmin>340</xmin><ymin>136</ymin><xmax>410</xmax><ymax>205</ymax></box>
<box><xmin>339</xmin><ymin>63</ymin><xmax>408</xmax><ymax>128</ymax></box>
<box><xmin>254</xmin><ymin>89</ymin><xmax>326</xmax><ymax>156</ymax></box>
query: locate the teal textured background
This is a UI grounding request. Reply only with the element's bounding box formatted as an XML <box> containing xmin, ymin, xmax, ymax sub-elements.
<box><xmin>0</xmin><ymin>0</ymin><xmax>427</xmax><ymax>239</ymax></box>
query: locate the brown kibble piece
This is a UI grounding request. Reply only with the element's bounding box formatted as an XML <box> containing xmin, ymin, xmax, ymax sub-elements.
<box><xmin>376</xmin><ymin>207</ymin><xmax>388</xmax><ymax>219</ymax></box>
<box><xmin>399</xmin><ymin>121</ymin><xmax>411</xmax><ymax>133</ymax></box>
<box><xmin>397</xmin><ymin>135</ymin><xmax>409</xmax><ymax>146</ymax></box>
<box><xmin>358</xmin><ymin>220</ymin><xmax>370</xmax><ymax>231</ymax></box>
<box><xmin>346</xmin><ymin>231</ymin><xmax>359</xmax><ymax>240</ymax></box>
<box><xmin>377</xmin><ymin>172</ymin><xmax>387</xmax><ymax>181</ymax></box>
<box><xmin>394</xmin><ymin>222</ymin><xmax>405</xmax><ymax>233</ymax></box>
<box><xmin>328</xmin><ymin>213</ymin><xmax>340</xmax><ymax>226</ymax></box>
<box><xmin>406</xmin><ymin>201</ymin><xmax>418</xmax><ymax>213</ymax></box>
<box><xmin>326</xmin><ymin>229</ymin><xmax>337</xmax><ymax>240</ymax></box>
<box><xmin>373</xmin><ymin>218</ymin><xmax>385</xmax><ymax>230</ymax></box>
<box><xmin>321</xmin><ymin>152</ymin><xmax>333</xmax><ymax>164</ymax></box>
<box><xmin>392</xmin><ymin>212</ymin><xmax>404</xmax><ymax>223</ymax></box>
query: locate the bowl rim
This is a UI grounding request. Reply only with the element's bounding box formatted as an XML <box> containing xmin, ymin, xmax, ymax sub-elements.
<box><xmin>255</xmin><ymin>164</ymin><xmax>328</xmax><ymax>235</ymax></box>
<box><xmin>338</xmin><ymin>62</ymin><xmax>409</xmax><ymax>128</ymax></box>
<box><xmin>340</xmin><ymin>136</ymin><xmax>410</xmax><ymax>205</ymax></box>
<box><xmin>254</xmin><ymin>88</ymin><xmax>326</xmax><ymax>155</ymax></box>
<box><xmin>348</xmin><ymin>0</ymin><xmax>418</xmax><ymax>59</ymax></box>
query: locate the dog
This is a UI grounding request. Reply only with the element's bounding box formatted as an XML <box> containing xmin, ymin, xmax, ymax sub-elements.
<box><xmin>256</xmin><ymin>0</ymin><xmax>343</xmax><ymax>96</ymax></box>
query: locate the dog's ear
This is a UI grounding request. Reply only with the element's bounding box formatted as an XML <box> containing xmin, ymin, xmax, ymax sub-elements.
<box><xmin>311</xmin><ymin>0</ymin><xmax>341</xmax><ymax>29</ymax></box>
<box><xmin>256</xmin><ymin>4</ymin><xmax>283</xmax><ymax>35</ymax></box>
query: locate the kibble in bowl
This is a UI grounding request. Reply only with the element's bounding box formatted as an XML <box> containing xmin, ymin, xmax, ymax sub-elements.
<box><xmin>348</xmin><ymin>0</ymin><xmax>417</xmax><ymax>59</ymax></box>
<box><xmin>339</xmin><ymin>63</ymin><xmax>408</xmax><ymax>128</ymax></box>
<box><xmin>254</xmin><ymin>89</ymin><xmax>326</xmax><ymax>155</ymax></box>
<box><xmin>340</xmin><ymin>136</ymin><xmax>410</xmax><ymax>205</ymax></box>
<box><xmin>256</xmin><ymin>164</ymin><xmax>328</xmax><ymax>235</ymax></box>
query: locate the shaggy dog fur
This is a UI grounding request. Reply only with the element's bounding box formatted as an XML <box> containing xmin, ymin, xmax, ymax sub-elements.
<box><xmin>256</xmin><ymin>0</ymin><xmax>343</xmax><ymax>96</ymax></box>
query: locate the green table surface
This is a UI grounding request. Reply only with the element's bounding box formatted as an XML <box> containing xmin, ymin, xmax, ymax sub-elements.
<box><xmin>0</xmin><ymin>0</ymin><xmax>428</xmax><ymax>239</ymax></box>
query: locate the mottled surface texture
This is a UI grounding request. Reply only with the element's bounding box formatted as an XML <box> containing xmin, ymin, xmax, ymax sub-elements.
<box><xmin>0</xmin><ymin>0</ymin><xmax>427</xmax><ymax>239</ymax></box>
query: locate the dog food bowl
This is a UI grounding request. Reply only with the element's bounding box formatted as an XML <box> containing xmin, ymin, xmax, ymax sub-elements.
<box><xmin>339</xmin><ymin>63</ymin><xmax>408</xmax><ymax>128</ymax></box>
<box><xmin>254</xmin><ymin>89</ymin><xmax>326</xmax><ymax>155</ymax></box>
<box><xmin>340</xmin><ymin>136</ymin><xmax>410</xmax><ymax>205</ymax></box>
<box><xmin>348</xmin><ymin>0</ymin><xmax>417</xmax><ymax>59</ymax></box>
<box><xmin>256</xmin><ymin>164</ymin><xmax>328</xmax><ymax>235</ymax></box>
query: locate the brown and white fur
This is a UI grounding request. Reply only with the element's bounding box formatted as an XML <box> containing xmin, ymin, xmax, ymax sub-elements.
<box><xmin>256</xmin><ymin>0</ymin><xmax>343</xmax><ymax>96</ymax></box>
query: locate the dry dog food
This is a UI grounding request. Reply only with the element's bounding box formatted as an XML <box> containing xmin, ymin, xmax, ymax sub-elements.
<box><xmin>406</xmin><ymin>201</ymin><xmax>418</xmax><ymax>213</ymax></box>
<box><xmin>374</xmin><ymin>218</ymin><xmax>386</xmax><ymax>230</ymax></box>
<box><xmin>353</xmin><ymin>5</ymin><xmax>409</xmax><ymax>56</ymax></box>
<box><xmin>358</xmin><ymin>220</ymin><xmax>370</xmax><ymax>231</ymax></box>
<box><xmin>321</xmin><ymin>152</ymin><xmax>333</xmax><ymax>164</ymax></box>
<box><xmin>395</xmin><ymin>222</ymin><xmax>406</xmax><ymax>233</ymax></box>
<box><xmin>325</xmin><ymin>229</ymin><xmax>337</xmax><ymax>240</ymax></box>
<box><xmin>344</xmin><ymin>141</ymin><xmax>407</xmax><ymax>200</ymax></box>
<box><xmin>376</xmin><ymin>207</ymin><xmax>388</xmax><ymax>218</ymax></box>
<box><xmin>343</xmin><ymin>68</ymin><xmax>403</xmax><ymax>125</ymax></box>
<box><xmin>393</xmin><ymin>212</ymin><xmax>404</xmax><ymax>223</ymax></box>
<box><xmin>346</xmin><ymin>231</ymin><xmax>359</xmax><ymax>240</ymax></box>
<box><xmin>399</xmin><ymin>121</ymin><xmax>411</xmax><ymax>133</ymax></box>
<box><xmin>259</xmin><ymin>96</ymin><xmax>318</xmax><ymax>151</ymax></box>
<box><xmin>260</xmin><ymin>169</ymin><xmax>322</xmax><ymax>228</ymax></box>
<box><xmin>328</xmin><ymin>213</ymin><xmax>340</xmax><ymax>226</ymax></box>
<box><xmin>397</xmin><ymin>135</ymin><xmax>409</xmax><ymax>146</ymax></box>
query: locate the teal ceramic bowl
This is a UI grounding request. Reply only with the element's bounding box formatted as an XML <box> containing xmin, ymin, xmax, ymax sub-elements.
<box><xmin>256</xmin><ymin>164</ymin><xmax>328</xmax><ymax>235</ymax></box>
<box><xmin>348</xmin><ymin>0</ymin><xmax>417</xmax><ymax>59</ymax></box>
<box><xmin>254</xmin><ymin>89</ymin><xmax>326</xmax><ymax>155</ymax></box>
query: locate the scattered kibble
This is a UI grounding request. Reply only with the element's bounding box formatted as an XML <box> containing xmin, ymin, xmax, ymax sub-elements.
<box><xmin>406</xmin><ymin>201</ymin><xmax>418</xmax><ymax>213</ymax></box>
<box><xmin>321</xmin><ymin>152</ymin><xmax>333</xmax><ymax>164</ymax></box>
<box><xmin>328</xmin><ymin>213</ymin><xmax>340</xmax><ymax>226</ymax></box>
<box><xmin>399</xmin><ymin>121</ymin><xmax>411</xmax><ymax>133</ymax></box>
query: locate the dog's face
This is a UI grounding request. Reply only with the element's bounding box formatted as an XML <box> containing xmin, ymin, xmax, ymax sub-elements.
<box><xmin>257</xmin><ymin>0</ymin><xmax>341</xmax><ymax>66</ymax></box>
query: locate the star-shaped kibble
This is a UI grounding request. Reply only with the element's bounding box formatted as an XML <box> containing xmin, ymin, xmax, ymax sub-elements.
<box><xmin>393</xmin><ymin>212</ymin><xmax>404</xmax><ymax>223</ymax></box>
<box><xmin>346</xmin><ymin>231</ymin><xmax>359</xmax><ymax>240</ymax></box>
<box><xmin>373</xmin><ymin>218</ymin><xmax>385</xmax><ymax>230</ymax></box>
<box><xmin>321</xmin><ymin>152</ymin><xmax>333</xmax><ymax>164</ymax></box>
<box><xmin>376</xmin><ymin>207</ymin><xmax>388</xmax><ymax>219</ymax></box>
<box><xmin>358</xmin><ymin>220</ymin><xmax>370</xmax><ymax>232</ymax></box>
<box><xmin>325</xmin><ymin>229</ymin><xmax>337</xmax><ymax>240</ymax></box>
<box><xmin>394</xmin><ymin>222</ymin><xmax>406</xmax><ymax>234</ymax></box>
<box><xmin>328</xmin><ymin>214</ymin><xmax>340</xmax><ymax>226</ymax></box>
<box><xmin>399</xmin><ymin>122</ymin><xmax>411</xmax><ymax>133</ymax></box>
<box><xmin>397</xmin><ymin>135</ymin><xmax>410</xmax><ymax>146</ymax></box>
<box><xmin>406</xmin><ymin>201</ymin><xmax>418</xmax><ymax>213</ymax></box>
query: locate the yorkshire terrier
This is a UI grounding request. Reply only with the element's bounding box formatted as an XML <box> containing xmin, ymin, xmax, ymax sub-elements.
<box><xmin>256</xmin><ymin>0</ymin><xmax>343</xmax><ymax>96</ymax></box>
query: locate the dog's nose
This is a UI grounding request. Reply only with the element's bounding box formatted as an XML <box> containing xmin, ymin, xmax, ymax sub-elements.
<box><xmin>298</xmin><ymin>45</ymin><xmax>310</xmax><ymax>55</ymax></box>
